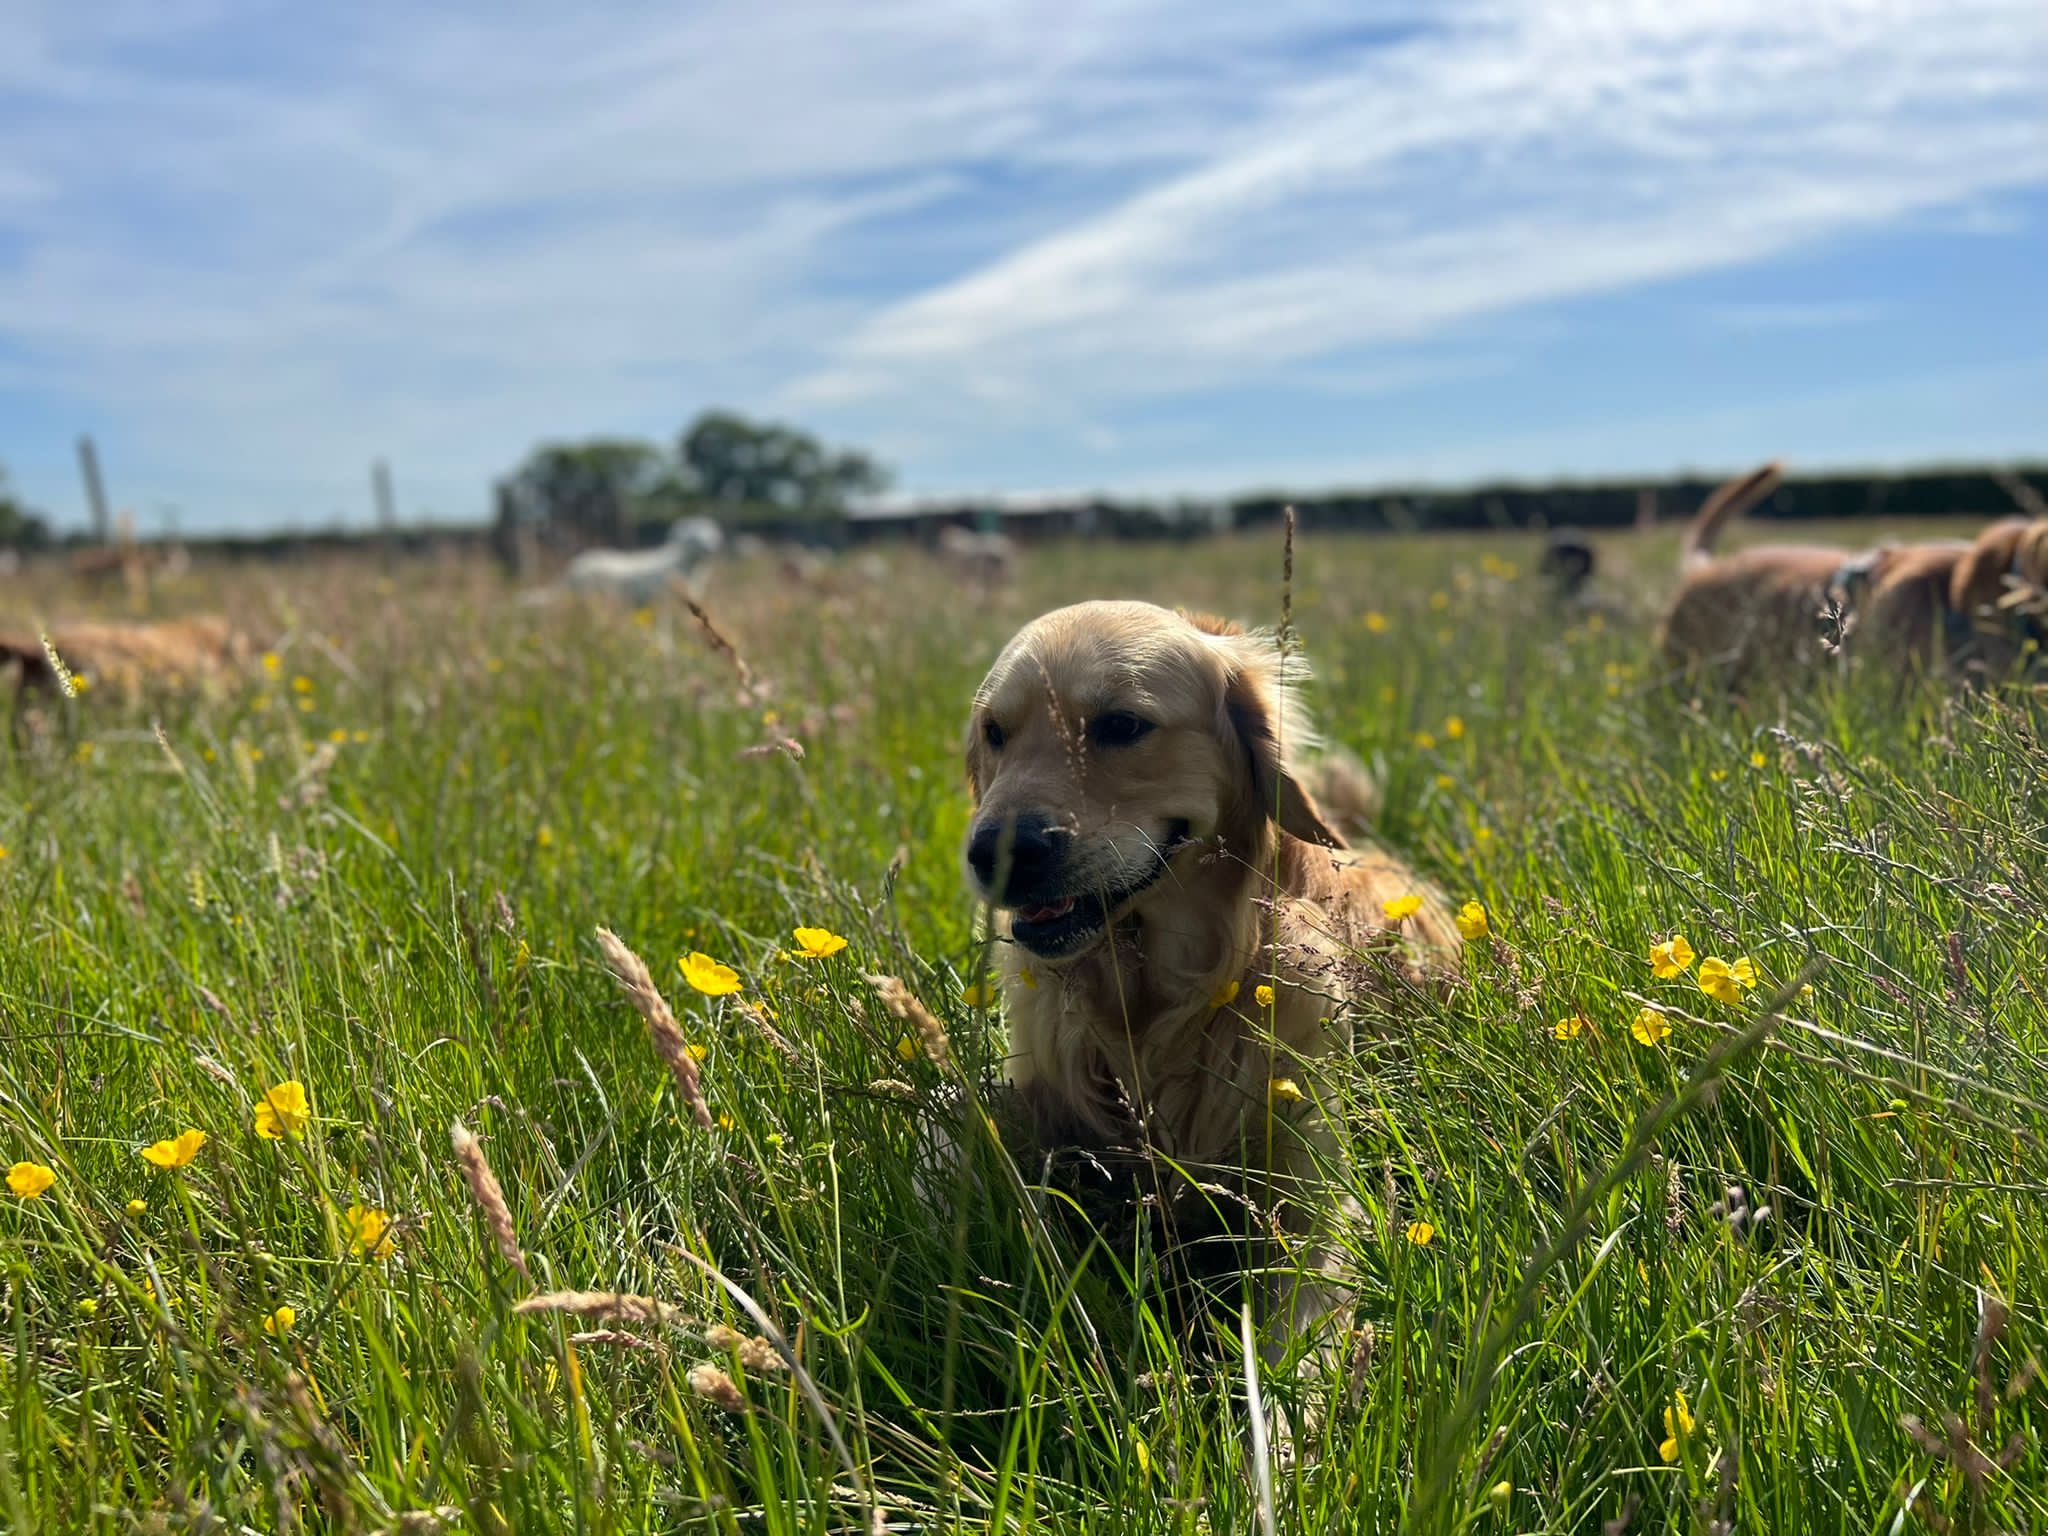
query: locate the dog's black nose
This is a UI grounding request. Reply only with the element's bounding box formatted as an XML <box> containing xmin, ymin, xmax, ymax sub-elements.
<box><xmin>966</xmin><ymin>813</ymin><xmax>1065</xmax><ymax>901</ymax></box>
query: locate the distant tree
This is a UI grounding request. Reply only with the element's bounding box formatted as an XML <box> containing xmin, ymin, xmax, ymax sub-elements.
<box><xmin>0</xmin><ymin>465</ymin><xmax>50</xmax><ymax>548</ymax></box>
<box><xmin>678</xmin><ymin>411</ymin><xmax>889</xmax><ymax>518</ymax></box>
<box><xmin>494</xmin><ymin>439</ymin><xmax>670</xmax><ymax>547</ymax></box>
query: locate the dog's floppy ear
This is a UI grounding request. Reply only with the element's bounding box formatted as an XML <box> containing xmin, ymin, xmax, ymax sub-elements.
<box><xmin>1950</xmin><ymin>519</ymin><xmax>2032</xmax><ymax>618</ymax></box>
<box><xmin>1183</xmin><ymin>611</ymin><xmax>1344</xmax><ymax>849</ymax></box>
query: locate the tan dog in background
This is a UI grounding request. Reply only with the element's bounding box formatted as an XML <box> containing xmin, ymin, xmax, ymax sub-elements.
<box><xmin>1655</xmin><ymin>461</ymin><xmax>1861</xmax><ymax>680</ymax></box>
<box><xmin>1859</xmin><ymin>516</ymin><xmax>2048</xmax><ymax>674</ymax></box>
<box><xmin>962</xmin><ymin>599</ymin><xmax>1459</xmax><ymax>1354</ymax></box>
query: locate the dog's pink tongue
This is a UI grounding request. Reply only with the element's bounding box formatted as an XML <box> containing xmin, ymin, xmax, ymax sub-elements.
<box><xmin>1017</xmin><ymin>895</ymin><xmax>1076</xmax><ymax>924</ymax></box>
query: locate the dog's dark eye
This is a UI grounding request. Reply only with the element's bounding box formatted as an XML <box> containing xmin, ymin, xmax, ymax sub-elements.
<box><xmin>983</xmin><ymin>719</ymin><xmax>1006</xmax><ymax>750</ymax></box>
<box><xmin>1089</xmin><ymin>711</ymin><xmax>1154</xmax><ymax>747</ymax></box>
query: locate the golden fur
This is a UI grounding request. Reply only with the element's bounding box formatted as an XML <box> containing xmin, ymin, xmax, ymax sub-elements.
<box><xmin>1658</xmin><ymin>462</ymin><xmax>2048</xmax><ymax>682</ymax></box>
<box><xmin>3</xmin><ymin>617</ymin><xmax>252</xmax><ymax>705</ymax></box>
<box><xmin>963</xmin><ymin>599</ymin><xmax>1459</xmax><ymax>1349</ymax></box>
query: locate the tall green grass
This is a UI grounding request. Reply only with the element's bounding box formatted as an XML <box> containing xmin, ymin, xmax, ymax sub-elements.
<box><xmin>1</xmin><ymin>528</ymin><xmax>2042</xmax><ymax>1533</ymax></box>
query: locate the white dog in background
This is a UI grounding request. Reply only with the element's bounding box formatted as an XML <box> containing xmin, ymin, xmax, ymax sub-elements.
<box><xmin>555</xmin><ymin>517</ymin><xmax>725</xmax><ymax>604</ymax></box>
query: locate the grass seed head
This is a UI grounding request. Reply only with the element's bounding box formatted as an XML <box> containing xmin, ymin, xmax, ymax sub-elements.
<box><xmin>594</xmin><ymin>926</ymin><xmax>715</xmax><ymax>1129</ymax></box>
<box><xmin>863</xmin><ymin>973</ymin><xmax>951</xmax><ymax>1068</ymax></box>
<box><xmin>514</xmin><ymin>1291</ymin><xmax>687</xmax><ymax>1329</ymax></box>
<box><xmin>450</xmin><ymin>1119</ymin><xmax>528</xmax><ymax>1276</ymax></box>
<box><xmin>686</xmin><ymin>1361</ymin><xmax>748</xmax><ymax>1414</ymax></box>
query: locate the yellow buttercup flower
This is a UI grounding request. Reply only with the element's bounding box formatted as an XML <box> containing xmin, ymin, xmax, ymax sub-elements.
<box><xmin>1269</xmin><ymin>1077</ymin><xmax>1304</xmax><ymax>1105</ymax></box>
<box><xmin>253</xmin><ymin>1080</ymin><xmax>311</xmax><ymax>1140</ymax></box>
<box><xmin>1015</xmin><ymin>967</ymin><xmax>1038</xmax><ymax>990</ymax></box>
<box><xmin>1383</xmin><ymin>893</ymin><xmax>1425</xmax><ymax>923</ymax></box>
<box><xmin>680</xmin><ymin>952</ymin><xmax>742</xmax><ymax>996</ymax></box>
<box><xmin>1404</xmin><ymin>1221</ymin><xmax>1436</xmax><ymax>1247</ymax></box>
<box><xmin>1750</xmin><ymin>749</ymin><xmax>1768</xmax><ymax>769</ymax></box>
<box><xmin>262</xmin><ymin>651</ymin><xmax>281</xmax><ymax>675</ymax></box>
<box><xmin>8</xmin><ymin>1161</ymin><xmax>56</xmax><ymax>1199</ymax></box>
<box><xmin>1697</xmin><ymin>955</ymin><xmax>1757</xmax><ymax>1005</ymax></box>
<box><xmin>1413</xmin><ymin>731</ymin><xmax>1438</xmax><ymax>750</ymax></box>
<box><xmin>263</xmin><ymin>1305</ymin><xmax>296</xmax><ymax>1337</ymax></box>
<box><xmin>1649</xmin><ymin>935</ymin><xmax>1696</xmax><ymax>978</ymax></box>
<box><xmin>1658</xmin><ymin>1390</ymin><xmax>1696</xmax><ymax>1463</ymax></box>
<box><xmin>1363</xmin><ymin>611</ymin><xmax>1389</xmax><ymax>633</ymax></box>
<box><xmin>1444</xmin><ymin>715</ymin><xmax>1465</xmax><ymax>741</ymax></box>
<box><xmin>343</xmin><ymin>1202</ymin><xmax>396</xmax><ymax>1261</ymax></box>
<box><xmin>960</xmin><ymin>981</ymin><xmax>996</xmax><ymax>1008</ymax></box>
<box><xmin>1554</xmin><ymin>1014</ymin><xmax>1587</xmax><ymax>1041</ymax></box>
<box><xmin>1254</xmin><ymin>984</ymin><xmax>1276</xmax><ymax>1009</ymax></box>
<box><xmin>1210</xmin><ymin>979</ymin><xmax>1241</xmax><ymax>1008</ymax></box>
<box><xmin>895</xmin><ymin>1036</ymin><xmax>917</xmax><ymax>1062</ymax></box>
<box><xmin>1631</xmin><ymin>1006</ymin><xmax>1671</xmax><ymax>1047</ymax></box>
<box><xmin>1455</xmin><ymin>901</ymin><xmax>1488</xmax><ymax>940</ymax></box>
<box><xmin>126</xmin><ymin>1198</ymin><xmax>148</xmax><ymax>1216</ymax></box>
<box><xmin>140</xmin><ymin>1128</ymin><xmax>208</xmax><ymax>1170</ymax></box>
<box><xmin>791</xmin><ymin>926</ymin><xmax>847</xmax><ymax>959</ymax></box>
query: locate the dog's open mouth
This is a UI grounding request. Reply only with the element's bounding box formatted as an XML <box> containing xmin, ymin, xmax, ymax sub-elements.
<box><xmin>1006</xmin><ymin>825</ymin><xmax>1190</xmax><ymax>958</ymax></box>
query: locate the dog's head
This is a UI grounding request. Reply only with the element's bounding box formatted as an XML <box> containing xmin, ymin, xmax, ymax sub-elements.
<box><xmin>1540</xmin><ymin>530</ymin><xmax>1596</xmax><ymax>598</ymax></box>
<box><xmin>962</xmin><ymin>601</ymin><xmax>1338</xmax><ymax>961</ymax></box>
<box><xmin>1951</xmin><ymin>518</ymin><xmax>2048</xmax><ymax>627</ymax></box>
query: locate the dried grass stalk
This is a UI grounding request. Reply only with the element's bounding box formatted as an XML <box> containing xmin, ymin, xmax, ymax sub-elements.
<box><xmin>705</xmin><ymin>1323</ymin><xmax>785</xmax><ymax>1373</ymax></box>
<box><xmin>514</xmin><ymin>1291</ymin><xmax>686</xmax><ymax>1328</ymax></box>
<box><xmin>568</xmin><ymin>1329</ymin><xmax>661</xmax><ymax>1351</ymax></box>
<box><xmin>863</xmin><ymin>973</ymin><xmax>951</xmax><ymax>1068</ymax></box>
<box><xmin>450</xmin><ymin>1119</ymin><xmax>529</xmax><ymax>1277</ymax></box>
<box><xmin>595</xmin><ymin>926</ymin><xmax>715</xmax><ymax>1129</ymax></box>
<box><xmin>686</xmin><ymin>1361</ymin><xmax>748</xmax><ymax>1413</ymax></box>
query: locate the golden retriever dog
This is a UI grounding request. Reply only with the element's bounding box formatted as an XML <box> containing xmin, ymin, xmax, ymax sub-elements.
<box><xmin>1655</xmin><ymin>460</ymin><xmax>1876</xmax><ymax>680</ymax></box>
<box><xmin>963</xmin><ymin>600</ymin><xmax>1460</xmax><ymax>1358</ymax></box>
<box><xmin>1858</xmin><ymin>516</ymin><xmax>2048</xmax><ymax>675</ymax></box>
<box><xmin>3</xmin><ymin>616</ymin><xmax>252</xmax><ymax>708</ymax></box>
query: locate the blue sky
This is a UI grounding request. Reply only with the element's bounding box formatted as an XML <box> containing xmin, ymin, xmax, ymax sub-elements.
<box><xmin>2</xmin><ymin>0</ymin><xmax>2044</xmax><ymax>535</ymax></box>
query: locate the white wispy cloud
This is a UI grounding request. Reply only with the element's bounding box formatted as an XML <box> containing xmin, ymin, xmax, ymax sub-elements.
<box><xmin>798</xmin><ymin>0</ymin><xmax>2048</xmax><ymax>410</ymax></box>
<box><xmin>0</xmin><ymin>0</ymin><xmax>2042</xmax><ymax>527</ymax></box>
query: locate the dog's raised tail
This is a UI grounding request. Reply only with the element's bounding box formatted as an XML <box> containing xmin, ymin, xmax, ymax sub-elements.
<box><xmin>1680</xmin><ymin>460</ymin><xmax>1783</xmax><ymax>569</ymax></box>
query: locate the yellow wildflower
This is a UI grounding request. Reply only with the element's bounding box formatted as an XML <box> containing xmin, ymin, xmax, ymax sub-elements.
<box><xmin>262</xmin><ymin>652</ymin><xmax>281</xmax><ymax>675</ymax></box>
<box><xmin>1015</xmin><ymin>966</ymin><xmax>1038</xmax><ymax>989</ymax></box>
<box><xmin>1255</xmin><ymin>983</ymin><xmax>1276</xmax><ymax>1009</ymax></box>
<box><xmin>535</xmin><ymin>825</ymin><xmax>554</xmax><ymax>849</ymax></box>
<box><xmin>1658</xmin><ymin>1391</ymin><xmax>1696</xmax><ymax>1463</ymax></box>
<box><xmin>126</xmin><ymin>1198</ymin><xmax>148</xmax><ymax>1216</ymax></box>
<box><xmin>1364</xmin><ymin>611</ymin><xmax>1390</xmax><ymax>633</ymax></box>
<box><xmin>1553</xmin><ymin>1014</ymin><xmax>1587</xmax><ymax>1041</ymax></box>
<box><xmin>960</xmin><ymin>980</ymin><xmax>996</xmax><ymax>1008</ymax></box>
<box><xmin>717</xmin><ymin>1113</ymin><xmax>735</xmax><ymax>1131</ymax></box>
<box><xmin>1404</xmin><ymin>1221</ymin><xmax>1436</xmax><ymax>1247</ymax></box>
<box><xmin>686</xmin><ymin>1043</ymin><xmax>708</xmax><ymax>1064</ymax></box>
<box><xmin>263</xmin><ymin>1305</ymin><xmax>296</xmax><ymax>1337</ymax></box>
<box><xmin>343</xmin><ymin>1202</ymin><xmax>396</xmax><ymax>1261</ymax></box>
<box><xmin>1709</xmin><ymin>768</ymin><xmax>1729</xmax><ymax>783</ymax></box>
<box><xmin>1750</xmin><ymin>749</ymin><xmax>1768</xmax><ymax>769</ymax></box>
<box><xmin>8</xmin><ymin>1161</ymin><xmax>56</xmax><ymax>1199</ymax></box>
<box><xmin>680</xmin><ymin>952</ymin><xmax>741</xmax><ymax>996</ymax></box>
<box><xmin>1631</xmin><ymin>1006</ymin><xmax>1671</xmax><ymax>1047</ymax></box>
<box><xmin>1210</xmin><ymin>979</ymin><xmax>1240</xmax><ymax>1008</ymax></box>
<box><xmin>896</xmin><ymin>1036</ymin><xmax>917</xmax><ymax>1061</ymax></box>
<box><xmin>1455</xmin><ymin>901</ymin><xmax>1488</xmax><ymax>940</ymax></box>
<box><xmin>1413</xmin><ymin>731</ymin><xmax>1438</xmax><ymax>750</ymax></box>
<box><xmin>140</xmin><ymin>1128</ymin><xmax>208</xmax><ymax>1170</ymax></box>
<box><xmin>790</xmin><ymin>926</ymin><xmax>848</xmax><ymax>959</ymax></box>
<box><xmin>1649</xmin><ymin>935</ymin><xmax>1696</xmax><ymax>978</ymax></box>
<box><xmin>1429</xmin><ymin>590</ymin><xmax>1450</xmax><ymax>611</ymax></box>
<box><xmin>1697</xmin><ymin>955</ymin><xmax>1757</xmax><ymax>1005</ymax></box>
<box><xmin>1445</xmin><ymin>715</ymin><xmax>1465</xmax><ymax>741</ymax></box>
<box><xmin>1269</xmin><ymin>1077</ymin><xmax>1304</xmax><ymax>1105</ymax></box>
<box><xmin>253</xmin><ymin>1080</ymin><xmax>311</xmax><ymax>1140</ymax></box>
<box><xmin>1383</xmin><ymin>893</ymin><xmax>1425</xmax><ymax>923</ymax></box>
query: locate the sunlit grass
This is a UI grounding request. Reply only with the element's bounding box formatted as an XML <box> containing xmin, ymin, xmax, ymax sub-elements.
<box><xmin>1</xmin><ymin>527</ymin><xmax>2043</xmax><ymax>1532</ymax></box>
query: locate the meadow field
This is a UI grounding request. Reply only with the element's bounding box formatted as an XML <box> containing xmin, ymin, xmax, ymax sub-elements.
<box><xmin>1</xmin><ymin>524</ymin><xmax>2043</xmax><ymax>1534</ymax></box>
